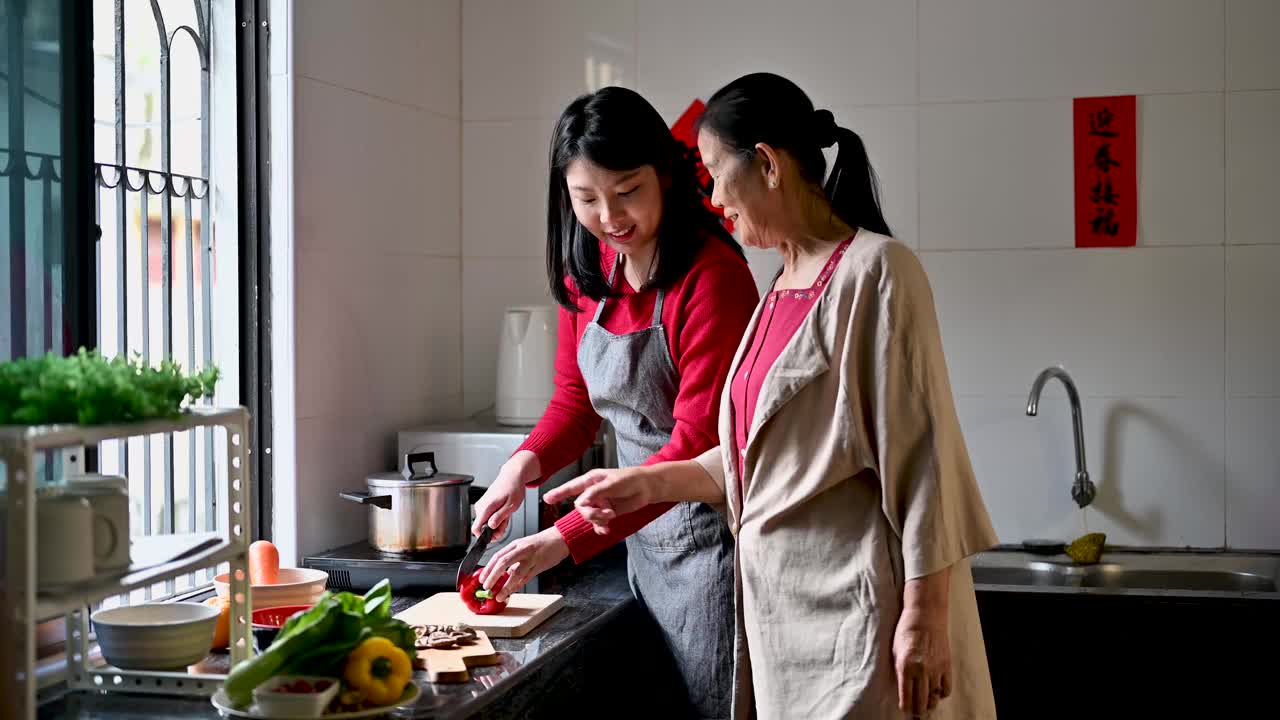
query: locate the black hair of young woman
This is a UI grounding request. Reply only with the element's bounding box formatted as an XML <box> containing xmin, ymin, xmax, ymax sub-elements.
<box><xmin>696</xmin><ymin>72</ymin><xmax>891</xmax><ymax>238</ymax></box>
<box><xmin>546</xmin><ymin>86</ymin><xmax>743</xmax><ymax>310</ymax></box>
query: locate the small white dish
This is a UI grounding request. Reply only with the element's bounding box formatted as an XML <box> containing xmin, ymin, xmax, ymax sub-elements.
<box><xmin>250</xmin><ymin>676</ymin><xmax>341</xmax><ymax>718</ymax></box>
<box><xmin>211</xmin><ymin>681</ymin><xmax>420</xmax><ymax>719</ymax></box>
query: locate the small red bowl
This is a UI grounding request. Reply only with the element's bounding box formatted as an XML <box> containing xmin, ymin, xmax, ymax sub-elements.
<box><xmin>252</xmin><ymin>604</ymin><xmax>312</xmax><ymax>628</ymax></box>
<box><xmin>251</xmin><ymin>605</ymin><xmax>312</xmax><ymax>652</ymax></box>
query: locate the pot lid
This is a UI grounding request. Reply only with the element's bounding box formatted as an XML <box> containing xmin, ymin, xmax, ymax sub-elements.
<box><xmin>366</xmin><ymin>451</ymin><xmax>473</xmax><ymax>488</ymax></box>
<box><xmin>366</xmin><ymin>471</ymin><xmax>472</xmax><ymax>489</ymax></box>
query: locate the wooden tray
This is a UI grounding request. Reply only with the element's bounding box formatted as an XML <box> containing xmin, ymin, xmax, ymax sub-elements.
<box><xmin>418</xmin><ymin>630</ymin><xmax>500</xmax><ymax>683</ymax></box>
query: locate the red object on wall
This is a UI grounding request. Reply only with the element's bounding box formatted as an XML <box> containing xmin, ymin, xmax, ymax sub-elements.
<box><xmin>1073</xmin><ymin>95</ymin><xmax>1137</xmax><ymax>248</ymax></box>
<box><xmin>670</xmin><ymin>100</ymin><xmax>733</xmax><ymax>233</ymax></box>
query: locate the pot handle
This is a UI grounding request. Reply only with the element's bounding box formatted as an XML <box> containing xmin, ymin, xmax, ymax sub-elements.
<box><xmin>339</xmin><ymin>490</ymin><xmax>393</xmax><ymax>510</ymax></box>
<box><xmin>401</xmin><ymin>451</ymin><xmax>439</xmax><ymax>480</ymax></box>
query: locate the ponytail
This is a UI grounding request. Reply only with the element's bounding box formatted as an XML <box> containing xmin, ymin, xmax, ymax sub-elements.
<box><xmin>824</xmin><ymin>127</ymin><xmax>891</xmax><ymax>237</ymax></box>
<box><xmin>699</xmin><ymin>72</ymin><xmax>892</xmax><ymax>237</ymax></box>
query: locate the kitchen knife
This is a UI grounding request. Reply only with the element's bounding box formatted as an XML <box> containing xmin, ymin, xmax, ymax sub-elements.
<box><xmin>455</xmin><ymin>525</ymin><xmax>494</xmax><ymax>590</ymax></box>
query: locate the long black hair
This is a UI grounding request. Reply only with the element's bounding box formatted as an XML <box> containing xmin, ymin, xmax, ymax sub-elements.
<box><xmin>697</xmin><ymin>72</ymin><xmax>891</xmax><ymax>237</ymax></box>
<box><xmin>547</xmin><ymin>87</ymin><xmax>741</xmax><ymax>310</ymax></box>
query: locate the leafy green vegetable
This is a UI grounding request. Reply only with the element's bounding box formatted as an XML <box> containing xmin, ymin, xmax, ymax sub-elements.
<box><xmin>222</xmin><ymin>594</ymin><xmax>344</xmax><ymax>707</ymax></box>
<box><xmin>0</xmin><ymin>348</ymin><xmax>218</xmax><ymax>426</ymax></box>
<box><xmin>222</xmin><ymin>580</ymin><xmax>418</xmax><ymax>708</ymax></box>
<box><xmin>362</xmin><ymin>578</ymin><xmax>393</xmax><ymax>621</ymax></box>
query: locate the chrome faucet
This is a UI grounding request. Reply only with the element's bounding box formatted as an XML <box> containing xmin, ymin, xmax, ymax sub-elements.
<box><xmin>1026</xmin><ymin>367</ymin><xmax>1096</xmax><ymax>509</ymax></box>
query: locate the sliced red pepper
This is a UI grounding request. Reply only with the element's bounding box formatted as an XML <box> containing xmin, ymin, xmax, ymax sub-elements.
<box><xmin>458</xmin><ymin>568</ymin><xmax>509</xmax><ymax>615</ymax></box>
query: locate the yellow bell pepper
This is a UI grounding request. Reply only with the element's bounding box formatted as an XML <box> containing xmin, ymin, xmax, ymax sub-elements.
<box><xmin>343</xmin><ymin>636</ymin><xmax>412</xmax><ymax>705</ymax></box>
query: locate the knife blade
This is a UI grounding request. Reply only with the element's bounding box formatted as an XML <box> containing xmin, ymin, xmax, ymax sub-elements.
<box><xmin>456</xmin><ymin>524</ymin><xmax>494</xmax><ymax>590</ymax></box>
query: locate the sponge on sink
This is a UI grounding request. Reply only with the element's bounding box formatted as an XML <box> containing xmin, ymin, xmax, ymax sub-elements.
<box><xmin>1065</xmin><ymin>532</ymin><xmax>1106</xmax><ymax>565</ymax></box>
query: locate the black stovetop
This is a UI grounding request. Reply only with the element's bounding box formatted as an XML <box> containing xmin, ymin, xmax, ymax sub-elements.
<box><xmin>302</xmin><ymin>541</ymin><xmax>464</xmax><ymax>594</ymax></box>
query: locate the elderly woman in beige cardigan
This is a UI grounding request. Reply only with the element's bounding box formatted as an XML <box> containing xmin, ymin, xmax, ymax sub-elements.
<box><xmin>546</xmin><ymin>73</ymin><xmax>1000</xmax><ymax>720</ymax></box>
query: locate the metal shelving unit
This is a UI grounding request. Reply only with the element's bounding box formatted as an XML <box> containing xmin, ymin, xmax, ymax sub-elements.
<box><xmin>2</xmin><ymin>407</ymin><xmax>254</xmax><ymax>719</ymax></box>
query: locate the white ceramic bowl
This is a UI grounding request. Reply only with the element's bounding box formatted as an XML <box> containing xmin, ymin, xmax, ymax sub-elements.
<box><xmin>91</xmin><ymin>602</ymin><xmax>220</xmax><ymax>671</ymax></box>
<box><xmin>251</xmin><ymin>675</ymin><xmax>341</xmax><ymax>718</ymax></box>
<box><xmin>213</xmin><ymin>567</ymin><xmax>328</xmax><ymax>610</ymax></box>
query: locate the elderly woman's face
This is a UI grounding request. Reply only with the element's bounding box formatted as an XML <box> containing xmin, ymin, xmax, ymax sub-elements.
<box><xmin>698</xmin><ymin>128</ymin><xmax>777</xmax><ymax>249</ymax></box>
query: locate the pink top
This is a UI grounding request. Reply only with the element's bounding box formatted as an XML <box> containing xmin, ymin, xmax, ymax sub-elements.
<box><xmin>729</xmin><ymin>237</ymin><xmax>854</xmax><ymax>479</ymax></box>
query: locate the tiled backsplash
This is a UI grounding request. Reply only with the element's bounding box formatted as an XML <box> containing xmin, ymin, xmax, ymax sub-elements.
<box><xmin>291</xmin><ymin>0</ymin><xmax>463</xmax><ymax>556</ymax></box>
<box><xmin>457</xmin><ymin>1</ymin><xmax>1280</xmax><ymax>549</ymax></box>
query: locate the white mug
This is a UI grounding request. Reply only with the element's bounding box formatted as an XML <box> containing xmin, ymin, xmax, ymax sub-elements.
<box><xmin>36</xmin><ymin>489</ymin><xmax>96</xmax><ymax>587</ymax></box>
<box><xmin>65</xmin><ymin>474</ymin><xmax>131</xmax><ymax>572</ymax></box>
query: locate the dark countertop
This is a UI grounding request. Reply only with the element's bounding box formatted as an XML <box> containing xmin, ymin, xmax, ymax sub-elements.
<box><xmin>38</xmin><ymin>547</ymin><xmax>654</xmax><ymax>720</ymax></box>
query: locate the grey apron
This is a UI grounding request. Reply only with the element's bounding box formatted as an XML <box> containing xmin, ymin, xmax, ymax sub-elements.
<box><xmin>577</xmin><ymin>256</ymin><xmax>736</xmax><ymax>720</ymax></box>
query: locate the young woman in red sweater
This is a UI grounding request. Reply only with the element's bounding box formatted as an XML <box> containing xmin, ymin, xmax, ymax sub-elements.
<box><xmin>470</xmin><ymin>87</ymin><xmax>758</xmax><ymax>719</ymax></box>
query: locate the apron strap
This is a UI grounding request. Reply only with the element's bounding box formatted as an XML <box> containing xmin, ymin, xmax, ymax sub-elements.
<box><xmin>594</xmin><ymin>253</ymin><xmax>666</xmax><ymax>328</ymax></box>
<box><xmin>651</xmin><ymin>286</ymin><xmax>666</xmax><ymax>327</ymax></box>
<box><xmin>592</xmin><ymin>254</ymin><xmax>623</xmax><ymax>324</ymax></box>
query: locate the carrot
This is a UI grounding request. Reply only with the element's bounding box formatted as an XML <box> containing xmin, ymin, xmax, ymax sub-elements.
<box><xmin>249</xmin><ymin>540</ymin><xmax>280</xmax><ymax>586</ymax></box>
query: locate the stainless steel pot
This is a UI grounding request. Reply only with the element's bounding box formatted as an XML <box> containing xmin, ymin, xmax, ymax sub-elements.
<box><xmin>339</xmin><ymin>452</ymin><xmax>479</xmax><ymax>556</ymax></box>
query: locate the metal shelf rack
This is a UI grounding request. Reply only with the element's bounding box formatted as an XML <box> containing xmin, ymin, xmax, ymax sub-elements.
<box><xmin>2</xmin><ymin>407</ymin><xmax>253</xmax><ymax>719</ymax></box>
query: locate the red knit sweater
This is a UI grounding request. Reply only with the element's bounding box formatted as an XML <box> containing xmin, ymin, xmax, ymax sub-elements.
<box><xmin>517</xmin><ymin>236</ymin><xmax>759</xmax><ymax>563</ymax></box>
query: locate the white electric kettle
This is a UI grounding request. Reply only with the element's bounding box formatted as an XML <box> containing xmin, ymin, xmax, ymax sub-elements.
<box><xmin>495</xmin><ymin>305</ymin><xmax>557</xmax><ymax>426</ymax></box>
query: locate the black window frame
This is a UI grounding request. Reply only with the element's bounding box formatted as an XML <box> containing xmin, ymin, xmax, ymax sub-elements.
<box><xmin>235</xmin><ymin>0</ymin><xmax>272</xmax><ymax>541</ymax></box>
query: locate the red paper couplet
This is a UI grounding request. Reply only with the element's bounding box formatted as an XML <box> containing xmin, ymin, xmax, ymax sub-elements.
<box><xmin>1074</xmin><ymin>95</ymin><xmax>1137</xmax><ymax>248</ymax></box>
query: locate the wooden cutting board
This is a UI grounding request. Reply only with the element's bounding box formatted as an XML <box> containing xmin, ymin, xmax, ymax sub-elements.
<box><xmin>395</xmin><ymin>592</ymin><xmax>565</xmax><ymax>638</ymax></box>
<box><xmin>417</xmin><ymin>630</ymin><xmax>501</xmax><ymax>683</ymax></box>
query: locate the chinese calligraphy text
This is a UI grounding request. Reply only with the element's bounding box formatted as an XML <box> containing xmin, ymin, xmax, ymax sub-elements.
<box><xmin>1074</xmin><ymin>96</ymin><xmax>1136</xmax><ymax>247</ymax></box>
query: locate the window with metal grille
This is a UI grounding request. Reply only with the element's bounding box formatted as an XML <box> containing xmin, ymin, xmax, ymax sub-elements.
<box><xmin>88</xmin><ymin>0</ymin><xmax>241</xmax><ymax>602</ymax></box>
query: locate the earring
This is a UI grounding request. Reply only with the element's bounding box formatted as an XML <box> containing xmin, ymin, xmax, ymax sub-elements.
<box><xmin>768</xmin><ymin>180</ymin><xmax>777</xmax><ymax>189</ymax></box>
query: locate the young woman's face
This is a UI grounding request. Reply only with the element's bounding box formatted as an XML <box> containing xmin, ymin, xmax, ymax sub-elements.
<box><xmin>698</xmin><ymin>128</ymin><xmax>776</xmax><ymax>249</ymax></box>
<box><xmin>564</xmin><ymin>159</ymin><xmax>663</xmax><ymax>257</ymax></box>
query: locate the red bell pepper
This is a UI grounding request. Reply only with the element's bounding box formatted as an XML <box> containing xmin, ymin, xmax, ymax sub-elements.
<box><xmin>458</xmin><ymin>568</ymin><xmax>509</xmax><ymax>615</ymax></box>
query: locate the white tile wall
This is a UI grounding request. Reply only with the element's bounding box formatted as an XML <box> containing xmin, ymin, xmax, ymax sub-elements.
<box><xmin>840</xmin><ymin>106</ymin><xmax>919</xmax><ymax>249</ymax></box>
<box><xmin>1138</xmin><ymin>93</ymin><xmax>1225</xmax><ymax>246</ymax></box>
<box><xmin>462</xmin><ymin>116</ymin><xmax>557</xmax><ymax>258</ymax></box>
<box><xmin>742</xmin><ymin>248</ymin><xmax>783</xmax><ymax>297</ymax></box>
<box><xmin>354</xmin><ymin>254</ymin><xmax>464</xmax><ymax>415</ymax></box>
<box><xmin>299</xmin><ymin>243</ymin><xmax>463</xmax><ymax>401</ymax></box>
<box><xmin>296</xmin><ymin>0</ymin><xmax>460</xmax><ymax>117</ymax></box>
<box><xmin>296</xmin><ymin>77</ymin><xmax>460</xmax><ymax>257</ymax></box>
<box><xmin>959</xmin><ymin>394</ymin><xmax>1226</xmax><ymax>547</ymax></box>
<box><xmin>636</xmin><ymin>0</ymin><xmax>916</xmax><ymax>109</ymax></box>
<box><xmin>1227</xmin><ymin>91</ymin><xmax>1280</xmax><ymax>245</ymax></box>
<box><xmin>1227</xmin><ymin>245</ymin><xmax>1280</xmax><ymax>398</ymax></box>
<box><xmin>452</xmin><ymin>0</ymin><xmax>1280</xmax><ymax>548</ymax></box>
<box><xmin>292</xmin><ymin>1</ymin><xmax>464</xmax><ymax>557</ymax></box>
<box><xmin>919</xmin><ymin>100</ymin><xmax>1073</xmax><ymax>250</ymax></box>
<box><xmin>1227</xmin><ymin>0</ymin><xmax>1280</xmax><ymax>91</ymax></box>
<box><xmin>924</xmin><ymin>247</ymin><xmax>1226</xmax><ymax>399</ymax></box>
<box><xmin>461</xmin><ymin>257</ymin><xmax>555</xmax><ymax>414</ymax></box>
<box><xmin>919</xmin><ymin>0</ymin><xmax>1225</xmax><ymax>102</ymax></box>
<box><xmin>462</xmin><ymin>0</ymin><xmax>637</xmax><ymax>120</ymax></box>
<box><xmin>1226</xmin><ymin>399</ymin><xmax>1280</xmax><ymax>549</ymax></box>
<box><xmin>298</xmin><ymin>403</ymin><xmax>458</xmax><ymax>557</ymax></box>
<box><xmin>296</xmin><ymin>414</ymin><xmax>398</xmax><ymax>555</ymax></box>
<box><xmin>295</xmin><ymin>249</ymin><xmax>357</xmax><ymax>422</ymax></box>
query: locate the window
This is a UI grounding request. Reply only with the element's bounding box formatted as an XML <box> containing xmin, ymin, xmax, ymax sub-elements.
<box><xmin>1</xmin><ymin>0</ymin><xmax>90</xmax><ymax>487</ymax></box>
<box><xmin>2</xmin><ymin>0</ymin><xmax>260</xmax><ymax>606</ymax></box>
<box><xmin>90</xmin><ymin>0</ymin><xmax>237</xmax><ymax>599</ymax></box>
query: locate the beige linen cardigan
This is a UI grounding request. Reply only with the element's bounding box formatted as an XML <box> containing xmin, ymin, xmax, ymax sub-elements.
<box><xmin>694</xmin><ymin>231</ymin><xmax>1000</xmax><ymax>719</ymax></box>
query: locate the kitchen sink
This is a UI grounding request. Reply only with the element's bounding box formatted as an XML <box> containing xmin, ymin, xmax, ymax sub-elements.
<box><xmin>969</xmin><ymin>564</ymin><xmax>1073</xmax><ymax>587</ymax></box>
<box><xmin>971</xmin><ymin>550</ymin><xmax>1280</xmax><ymax>597</ymax></box>
<box><xmin>1079</xmin><ymin>568</ymin><xmax>1275</xmax><ymax>592</ymax></box>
